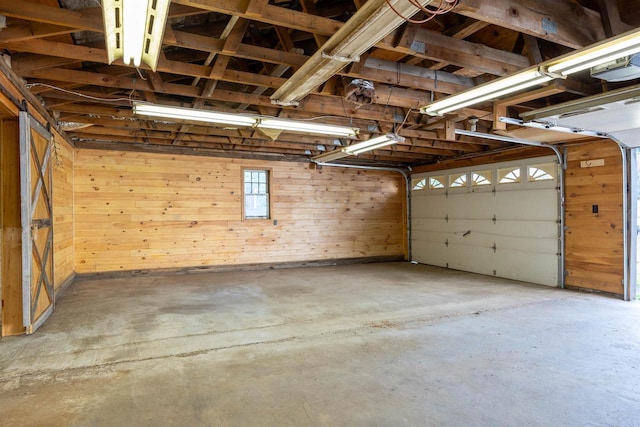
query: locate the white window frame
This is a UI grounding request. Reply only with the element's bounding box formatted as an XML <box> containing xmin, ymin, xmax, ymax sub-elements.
<box><xmin>243</xmin><ymin>169</ymin><xmax>271</xmax><ymax>220</ymax></box>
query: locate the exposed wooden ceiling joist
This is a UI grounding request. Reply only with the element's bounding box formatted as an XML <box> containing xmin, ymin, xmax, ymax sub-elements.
<box><xmin>0</xmin><ymin>0</ymin><xmax>636</xmax><ymax>166</ymax></box>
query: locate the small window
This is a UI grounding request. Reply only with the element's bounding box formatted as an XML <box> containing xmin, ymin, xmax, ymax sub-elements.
<box><xmin>472</xmin><ymin>170</ymin><xmax>491</xmax><ymax>186</ymax></box>
<box><xmin>243</xmin><ymin>169</ymin><xmax>270</xmax><ymax>219</ymax></box>
<box><xmin>498</xmin><ymin>167</ymin><xmax>521</xmax><ymax>184</ymax></box>
<box><xmin>429</xmin><ymin>176</ymin><xmax>445</xmax><ymax>189</ymax></box>
<box><xmin>412</xmin><ymin>178</ymin><xmax>427</xmax><ymax>191</ymax></box>
<box><xmin>528</xmin><ymin>163</ymin><xmax>555</xmax><ymax>182</ymax></box>
<box><xmin>449</xmin><ymin>172</ymin><xmax>467</xmax><ymax>188</ymax></box>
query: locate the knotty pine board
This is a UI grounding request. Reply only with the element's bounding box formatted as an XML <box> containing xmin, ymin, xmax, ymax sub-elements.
<box><xmin>564</xmin><ymin>139</ymin><xmax>624</xmax><ymax>295</ymax></box>
<box><xmin>73</xmin><ymin>149</ymin><xmax>405</xmax><ymax>273</ymax></box>
<box><xmin>53</xmin><ymin>136</ymin><xmax>74</xmax><ymax>288</ymax></box>
<box><xmin>1</xmin><ymin>119</ymin><xmax>23</xmax><ymax>336</ymax></box>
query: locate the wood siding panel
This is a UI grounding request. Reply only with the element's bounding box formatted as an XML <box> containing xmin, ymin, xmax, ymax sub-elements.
<box><xmin>73</xmin><ymin>149</ymin><xmax>405</xmax><ymax>273</ymax></box>
<box><xmin>564</xmin><ymin>140</ymin><xmax>624</xmax><ymax>296</ymax></box>
<box><xmin>53</xmin><ymin>136</ymin><xmax>74</xmax><ymax>288</ymax></box>
<box><xmin>1</xmin><ymin>119</ymin><xmax>23</xmax><ymax>336</ymax></box>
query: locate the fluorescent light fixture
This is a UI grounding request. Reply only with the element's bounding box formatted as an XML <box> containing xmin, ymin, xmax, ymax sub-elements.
<box><xmin>312</xmin><ymin>149</ymin><xmax>351</xmax><ymax>163</ymax></box>
<box><xmin>421</xmin><ymin>69</ymin><xmax>552</xmax><ymax>116</ymax></box>
<box><xmin>547</xmin><ymin>28</ymin><xmax>640</xmax><ymax>76</ymax></box>
<box><xmin>343</xmin><ymin>133</ymin><xmax>404</xmax><ymax>155</ymax></box>
<box><xmin>271</xmin><ymin>0</ymin><xmax>433</xmax><ymax>106</ymax></box>
<box><xmin>499</xmin><ymin>117</ymin><xmax>608</xmax><ymax>138</ymax></box>
<box><xmin>421</xmin><ymin>27</ymin><xmax>640</xmax><ymax>116</ymax></box>
<box><xmin>133</xmin><ymin>103</ymin><xmax>360</xmax><ymax>137</ymax></box>
<box><xmin>311</xmin><ymin>133</ymin><xmax>404</xmax><ymax>162</ymax></box>
<box><xmin>258</xmin><ymin>118</ymin><xmax>358</xmax><ymax>138</ymax></box>
<box><xmin>133</xmin><ymin>103</ymin><xmax>256</xmax><ymax>126</ymax></box>
<box><xmin>102</xmin><ymin>0</ymin><xmax>170</xmax><ymax>71</ymax></box>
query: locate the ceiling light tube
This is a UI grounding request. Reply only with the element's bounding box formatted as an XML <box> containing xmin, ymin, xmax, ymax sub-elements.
<box><xmin>312</xmin><ymin>149</ymin><xmax>351</xmax><ymax>163</ymax></box>
<box><xmin>551</xmin><ymin>46</ymin><xmax>640</xmax><ymax>76</ymax></box>
<box><xmin>421</xmin><ymin>69</ymin><xmax>548</xmax><ymax>116</ymax></box>
<box><xmin>133</xmin><ymin>103</ymin><xmax>361</xmax><ymax>137</ymax></box>
<box><xmin>102</xmin><ymin>0</ymin><xmax>170</xmax><ymax>72</ymax></box>
<box><xmin>343</xmin><ymin>133</ymin><xmax>404</xmax><ymax>155</ymax></box>
<box><xmin>421</xmin><ymin>27</ymin><xmax>640</xmax><ymax>116</ymax></box>
<box><xmin>434</xmin><ymin>75</ymin><xmax>554</xmax><ymax>115</ymax></box>
<box><xmin>258</xmin><ymin>118</ymin><xmax>359</xmax><ymax>138</ymax></box>
<box><xmin>133</xmin><ymin>103</ymin><xmax>256</xmax><ymax>126</ymax></box>
<box><xmin>547</xmin><ymin>28</ymin><xmax>640</xmax><ymax>76</ymax></box>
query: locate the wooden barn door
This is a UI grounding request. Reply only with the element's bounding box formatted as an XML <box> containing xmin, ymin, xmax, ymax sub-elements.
<box><xmin>19</xmin><ymin>112</ymin><xmax>54</xmax><ymax>334</ymax></box>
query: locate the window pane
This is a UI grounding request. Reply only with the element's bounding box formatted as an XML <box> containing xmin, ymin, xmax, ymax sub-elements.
<box><xmin>259</xmin><ymin>183</ymin><xmax>267</xmax><ymax>194</ymax></box>
<box><xmin>244</xmin><ymin>171</ymin><xmax>251</xmax><ymax>181</ymax></box>
<box><xmin>252</xmin><ymin>171</ymin><xmax>259</xmax><ymax>182</ymax></box>
<box><xmin>528</xmin><ymin>163</ymin><xmax>555</xmax><ymax>182</ymax></box>
<box><xmin>244</xmin><ymin>183</ymin><xmax>252</xmax><ymax>194</ymax></box>
<box><xmin>449</xmin><ymin>173</ymin><xmax>467</xmax><ymax>188</ymax></box>
<box><xmin>412</xmin><ymin>178</ymin><xmax>426</xmax><ymax>191</ymax></box>
<box><xmin>245</xmin><ymin>195</ymin><xmax>268</xmax><ymax>218</ymax></box>
<box><xmin>429</xmin><ymin>176</ymin><xmax>445</xmax><ymax>189</ymax></box>
<box><xmin>498</xmin><ymin>167</ymin><xmax>521</xmax><ymax>184</ymax></box>
<box><xmin>252</xmin><ymin>183</ymin><xmax>259</xmax><ymax>194</ymax></box>
<box><xmin>472</xmin><ymin>170</ymin><xmax>491</xmax><ymax>186</ymax></box>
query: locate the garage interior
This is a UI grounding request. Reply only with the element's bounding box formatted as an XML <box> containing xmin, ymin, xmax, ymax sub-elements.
<box><xmin>1</xmin><ymin>0</ymin><xmax>640</xmax><ymax>425</ymax></box>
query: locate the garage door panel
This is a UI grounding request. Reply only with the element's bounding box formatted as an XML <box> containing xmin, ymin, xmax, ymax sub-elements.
<box><xmin>412</xmin><ymin>242</ymin><xmax>448</xmax><ymax>267</ymax></box>
<box><xmin>411</xmin><ymin>229</ymin><xmax>449</xmax><ymax>243</ymax></box>
<box><xmin>412</xmin><ymin>193</ymin><xmax>447</xmax><ymax>216</ymax></box>
<box><xmin>447</xmin><ymin>245</ymin><xmax>496</xmax><ymax>276</ymax></box>
<box><xmin>411</xmin><ymin>157</ymin><xmax>559</xmax><ymax>287</ymax></box>
<box><xmin>495</xmin><ymin>251</ymin><xmax>558</xmax><ymax>285</ymax></box>
<box><xmin>459</xmin><ymin>192</ymin><xmax>495</xmax><ymax>217</ymax></box>
<box><xmin>494</xmin><ymin>190</ymin><xmax>558</xmax><ymax>221</ymax></box>
<box><xmin>493</xmin><ymin>234</ymin><xmax>558</xmax><ymax>254</ymax></box>
<box><xmin>495</xmin><ymin>220</ymin><xmax>558</xmax><ymax>237</ymax></box>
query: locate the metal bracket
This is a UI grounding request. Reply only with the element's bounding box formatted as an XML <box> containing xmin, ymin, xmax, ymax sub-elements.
<box><xmin>270</xmin><ymin>99</ymin><xmax>300</xmax><ymax>107</ymax></box>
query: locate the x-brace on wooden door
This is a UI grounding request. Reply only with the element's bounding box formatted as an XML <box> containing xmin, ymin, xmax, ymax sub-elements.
<box><xmin>20</xmin><ymin>111</ymin><xmax>54</xmax><ymax>334</ymax></box>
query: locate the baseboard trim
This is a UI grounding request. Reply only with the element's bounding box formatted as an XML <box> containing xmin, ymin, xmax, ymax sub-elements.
<box><xmin>75</xmin><ymin>255</ymin><xmax>406</xmax><ymax>281</ymax></box>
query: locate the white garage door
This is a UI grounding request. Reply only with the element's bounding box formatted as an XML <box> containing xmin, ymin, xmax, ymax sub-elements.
<box><xmin>411</xmin><ymin>156</ymin><xmax>560</xmax><ymax>286</ymax></box>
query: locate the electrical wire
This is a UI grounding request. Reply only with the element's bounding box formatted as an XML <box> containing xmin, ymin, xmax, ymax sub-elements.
<box><xmin>25</xmin><ymin>83</ymin><xmax>134</xmax><ymax>103</ymax></box>
<box><xmin>385</xmin><ymin>0</ymin><xmax>458</xmax><ymax>24</ymax></box>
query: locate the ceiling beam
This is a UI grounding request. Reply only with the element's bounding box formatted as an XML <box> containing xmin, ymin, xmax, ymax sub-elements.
<box><xmin>454</xmin><ymin>0</ymin><xmax>607</xmax><ymax>49</ymax></box>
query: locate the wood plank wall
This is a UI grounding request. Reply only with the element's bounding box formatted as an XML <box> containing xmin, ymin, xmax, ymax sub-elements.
<box><xmin>1</xmin><ymin>119</ymin><xmax>23</xmax><ymax>336</ymax></box>
<box><xmin>73</xmin><ymin>149</ymin><xmax>405</xmax><ymax>273</ymax></box>
<box><xmin>53</xmin><ymin>136</ymin><xmax>74</xmax><ymax>289</ymax></box>
<box><xmin>564</xmin><ymin>139</ymin><xmax>624</xmax><ymax>295</ymax></box>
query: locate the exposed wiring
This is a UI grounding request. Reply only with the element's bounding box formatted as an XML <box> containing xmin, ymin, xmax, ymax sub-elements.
<box><xmin>385</xmin><ymin>0</ymin><xmax>458</xmax><ymax>24</ymax></box>
<box><xmin>398</xmin><ymin>107</ymin><xmax>414</xmax><ymax>132</ymax></box>
<box><xmin>136</xmin><ymin>67</ymin><xmax>147</xmax><ymax>80</ymax></box>
<box><xmin>25</xmin><ymin>83</ymin><xmax>134</xmax><ymax>103</ymax></box>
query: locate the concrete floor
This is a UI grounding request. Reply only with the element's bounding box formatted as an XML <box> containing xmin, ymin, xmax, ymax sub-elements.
<box><xmin>1</xmin><ymin>262</ymin><xmax>639</xmax><ymax>426</ymax></box>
